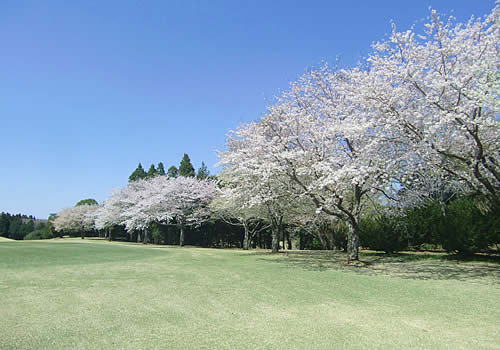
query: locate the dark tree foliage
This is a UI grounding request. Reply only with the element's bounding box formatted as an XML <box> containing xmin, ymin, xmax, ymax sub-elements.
<box><xmin>196</xmin><ymin>161</ymin><xmax>210</xmax><ymax>180</ymax></box>
<box><xmin>404</xmin><ymin>201</ymin><xmax>443</xmax><ymax>248</ymax></box>
<box><xmin>0</xmin><ymin>212</ymin><xmax>49</xmax><ymax>240</ymax></box>
<box><xmin>146</xmin><ymin>164</ymin><xmax>157</xmax><ymax>178</ymax></box>
<box><xmin>75</xmin><ymin>198</ymin><xmax>98</xmax><ymax>206</ymax></box>
<box><xmin>359</xmin><ymin>215</ymin><xmax>408</xmax><ymax>253</ymax></box>
<box><xmin>439</xmin><ymin>196</ymin><xmax>500</xmax><ymax>254</ymax></box>
<box><xmin>0</xmin><ymin>212</ymin><xmax>10</xmax><ymax>236</ymax></box>
<box><xmin>358</xmin><ymin>195</ymin><xmax>500</xmax><ymax>254</ymax></box>
<box><xmin>178</xmin><ymin>154</ymin><xmax>195</xmax><ymax>177</ymax></box>
<box><xmin>157</xmin><ymin>162</ymin><xmax>166</xmax><ymax>176</ymax></box>
<box><xmin>129</xmin><ymin>163</ymin><xmax>147</xmax><ymax>182</ymax></box>
<box><xmin>167</xmin><ymin>166</ymin><xmax>178</xmax><ymax>177</ymax></box>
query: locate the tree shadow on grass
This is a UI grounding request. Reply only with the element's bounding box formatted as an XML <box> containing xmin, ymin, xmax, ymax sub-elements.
<box><xmin>252</xmin><ymin>250</ymin><xmax>500</xmax><ymax>285</ymax></box>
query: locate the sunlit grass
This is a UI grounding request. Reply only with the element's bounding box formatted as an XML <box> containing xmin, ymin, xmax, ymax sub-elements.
<box><xmin>1</xmin><ymin>238</ymin><xmax>499</xmax><ymax>349</ymax></box>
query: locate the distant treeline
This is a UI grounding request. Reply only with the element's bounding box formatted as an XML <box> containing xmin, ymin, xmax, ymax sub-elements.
<box><xmin>0</xmin><ymin>212</ymin><xmax>55</xmax><ymax>240</ymax></box>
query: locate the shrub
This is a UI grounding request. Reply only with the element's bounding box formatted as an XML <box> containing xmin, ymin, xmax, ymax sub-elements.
<box><xmin>359</xmin><ymin>215</ymin><xmax>408</xmax><ymax>253</ymax></box>
<box><xmin>24</xmin><ymin>230</ymin><xmax>54</xmax><ymax>240</ymax></box>
<box><xmin>404</xmin><ymin>201</ymin><xmax>443</xmax><ymax>249</ymax></box>
<box><xmin>439</xmin><ymin>196</ymin><xmax>499</xmax><ymax>254</ymax></box>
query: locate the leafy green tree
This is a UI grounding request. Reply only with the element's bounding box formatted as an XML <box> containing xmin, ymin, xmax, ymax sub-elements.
<box><xmin>76</xmin><ymin>198</ymin><xmax>98</xmax><ymax>206</ymax></box>
<box><xmin>19</xmin><ymin>220</ymin><xmax>35</xmax><ymax>237</ymax></box>
<box><xmin>178</xmin><ymin>153</ymin><xmax>195</xmax><ymax>177</ymax></box>
<box><xmin>8</xmin><ymin>215</ymin><xmax>23</xmax><ymax>240</ymax></box>
<box><xmin>129</xmin><ymin>163</ymin><xmax>147</xmax><ymax>182</ymax></box>
<box><xmin>157</xmin><ymin>162</ymin><xmax>166</xmax><ymax>176</ymax></box>
<box><xmin>196</xmin><ymin>161</ymin><xmax>210</xmax><ymax>180</ymax></box>
<box><xmin>147</xmin><ymin>164</ymin><xmax>157</xmax><ymax>178</ymax></box>
<box><xmin>167</xmin><ymin>165</ymin><xmax>179</xmax><ymax>178</ymax></box>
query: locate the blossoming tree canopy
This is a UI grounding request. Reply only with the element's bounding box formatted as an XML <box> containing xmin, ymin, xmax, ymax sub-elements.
<box><xmin>353</xmin><ymin>7</ymin><xmax>499</xmax><ymax>209</ymax></box>
<box><xmin>53</xmin><ymin>204</ymin><xmax>99</xmax><ymax>238</ymax></box>
<box><xmin>217</xmin><ymin>6</ymin><xmax>499</xmax><ymax>260</ymax></box>
<box><xmin>94</xmin><ymin>175</ymin><xmax>218</xmax><ymax>245</ymax></box>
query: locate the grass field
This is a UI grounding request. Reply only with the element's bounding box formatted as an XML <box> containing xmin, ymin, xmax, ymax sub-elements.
<box><xmin>1</xmin><ymin>238</ymin><xmax>499</xmax><ymax>350</ymax></box>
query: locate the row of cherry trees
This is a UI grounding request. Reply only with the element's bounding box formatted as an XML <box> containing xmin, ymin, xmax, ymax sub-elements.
<box><xmin>53</xmin><ymin>176</ymin><xmax>218</xmax><ymax>245</ymax></box>
<box><xmin>52</xmin><ymin>7</ymin><xmax>498</xmax><ymax>260</ymax></box>
<box><xmin>216</xmin><ymin>7</ymin><xmax>499</xmax><ymax>261</ymax></box>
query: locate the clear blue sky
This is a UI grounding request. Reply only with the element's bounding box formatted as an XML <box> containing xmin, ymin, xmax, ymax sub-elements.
<box><xmin>0</xmin><ymin>0</ymin><xmax>494</xmax><ymax>219</ymax></box>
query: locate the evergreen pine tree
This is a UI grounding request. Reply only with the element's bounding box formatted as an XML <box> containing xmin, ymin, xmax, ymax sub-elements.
<box><xmin>129</xmin><ymin>163</ymin><xmax>147</xmax><ymax>182</ymax></box>
<box><xmin>157</xmin><ymin>162</ymin><xmax>166</xmax><ymax>176</ymax></box>
<box><xmin>147</xmin><ymin>164</ymin><xmax>157</xmax><ymax>178</ymax></box>
<box><xmin>167</xmin><ymin>166</ymin><xmax>178</xmax><ymax>178</ymax></box>
<box><xmin>196</xmin><ymin>161</ymin><xmax>210</xmax><ymax>180</ymax></box>
<box><xmin>178</xmin><ymin>153</ymin><xmax>195</xmax><ymax>177</ymax></box>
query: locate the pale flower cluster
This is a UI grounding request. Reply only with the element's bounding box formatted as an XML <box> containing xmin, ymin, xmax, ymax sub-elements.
<box><xmin>53</xmin><ymin>204</ymin><xmax>99</xmax><ymax>233</ymax></box>
<box><xmin>94</xmin><ymin>176</ymin><xmax>217</xmax><ymax>233</ymax></box>
<box><xmin>217</xmin><ymin>6</ymin><xmax>499</xmax><ymax>260</ymax></box>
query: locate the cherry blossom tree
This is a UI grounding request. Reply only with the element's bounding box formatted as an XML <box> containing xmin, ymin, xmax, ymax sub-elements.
<box><xmin>164</xmin><ymin>176</ymin><xmax>218</xmax><ymax>246</ymax></box>
<box><xmin>53</xmin><ymin>204</ymin><xmax>99</xmax><ymax>239</ymax></box>
<box><xmin>353</xmin><ymin>6</ymin><xmax>499</xmax><ymax>211</ymax></box>
<box><xmin>218</xmin><ymin>67</ymin><xmax>401</xmax><ymax>261</ymax></box>
<box><xmin>95</xmin><ymin>176</ymin><xmax>217</xmax><ymax>245</ymax></box>
<box><xmin>218</xmin><ymin>6</ymin><xmax>499</xmax><ymax>260</ymax></box>
<box><xmin>216</xmin><ymin>145</ymin><xmax>306</xmax><ymax>253</ymax></box>
<box><xmin>210</xmin><ymin>170</ymin><xmax>272</xmax><ymax>250</ymax></box>
<box><xmin>94</xmin><ymin>186</ymin><xmax>132</xmax><ymax>240</ymax></box>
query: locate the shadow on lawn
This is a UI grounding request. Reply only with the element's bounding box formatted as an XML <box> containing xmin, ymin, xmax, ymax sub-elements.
<box><xmin>253</xmin><ymin>250</ymin><xmax>500</xmax><ymax>285</ymax></box>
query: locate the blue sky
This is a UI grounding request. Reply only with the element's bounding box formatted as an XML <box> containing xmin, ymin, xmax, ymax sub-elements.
<box><xmin>0</xmin><ymin>0</ymin><xmax>494</xmax><ymax>218</ymax></box>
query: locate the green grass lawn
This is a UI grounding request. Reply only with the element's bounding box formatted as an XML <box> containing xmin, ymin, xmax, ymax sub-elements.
<box><xmin>1</xmin><ymin>238</ymin><xmax>499</xmax><ymax>350</ymax></box>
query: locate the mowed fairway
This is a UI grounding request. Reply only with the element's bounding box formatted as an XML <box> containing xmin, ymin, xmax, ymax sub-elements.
<box><xmin>1</xmin><ymin>239</ymin><xmax>499</xmax><ymax>350</ymax></box>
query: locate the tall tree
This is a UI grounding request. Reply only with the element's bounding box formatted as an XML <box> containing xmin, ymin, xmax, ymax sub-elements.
<box><xmin>157</xmin><ymin>162</ymin><xmax>166</xmax><ymax>176</ymax></box>
<box><xmin>178</xmin><ymin>153</ymin><xmax>195</xmax><ymax>177</ymax></box>
<box><xmin>196</xmin><ymin>161</ymin><xmax>210</xmax><ymax>180</ymax></box>
<box><xmin>217</xmin><ymin>70</ymin><xmax>396</xmax><ymax>261</ymax></box>
<box><xmin>128</xmin><ymin>163</ymin><xmax>147</xmax><ymax>182</ymax></box>
<box><xmin>147</xmin><ymin>164</ymin><xmax>157</xmax><ymax>178</ymax></box>
<box><xmin>167</xmin><ymin>166</ymin><xmax>178</xmax><ymax>178</ymax></box>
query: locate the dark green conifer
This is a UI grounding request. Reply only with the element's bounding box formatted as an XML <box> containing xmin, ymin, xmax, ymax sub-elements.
<box><xmin>157</xmin><ymin>162</ymin><xmax>166</xmax><ymax>176</ymax></box>
<box><xmin>129</xmin><ymin>163</ymin><xmax>147</xmax><ymax>182</ymax></box>
<box><xmin>167</xmin><ymin>166</ymin><xmax>178</xmax><ymax>178</ymax></box>
<box><xmin>178</xmin><ymin>153</ymin><xmax>195</xmax><ymax>177</ymax></box>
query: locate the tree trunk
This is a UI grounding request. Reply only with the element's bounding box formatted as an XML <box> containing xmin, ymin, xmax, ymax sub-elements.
<box><xmin>242</xmin><ymin>224</ymin><xmax>250</xmax><ymax>250</ymax></box>
<box><xmin>143</xmin><ymin>229</ymin><xmax>148</xmax><ymax>244</ymax></box>
<box><xmin>271</xmin><ymin>230</ymin><xmax>279</xmax><ymax>253</ymax></box>
<box><xmin>346</xmin><ymin>184</ymin><xmax>362</xmax><ymax>262</ymax></box>
<box><xmin>137</xmin><ymin>231</ymin><xmax>141</xmax><ymax>243</ymax></box>
<box><xmin>346</xmin><ymin>221</ymin><xmax>360</xmax><ymax>262</ymax></box>
<box><xmin>271</xmin><ymin>216</ymin><xmax>281</xmax><ymax>253</ymax></box>
<box><xmin>108</xmin><ymin>228</ymin><xmax>112</xmax><ymax>241</ymax></box>
<box><xmin>179</xmin><ymin>225</ymin><xmax>185</xmax><ymax>246</ymax></box>
<box><xmin>317</xmin><ymin>232</ymin><xmax>328</xmax><ymax>250</ymax></box>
